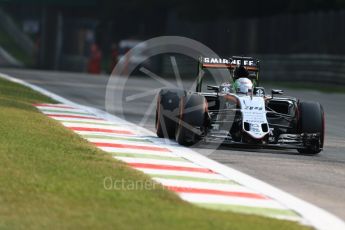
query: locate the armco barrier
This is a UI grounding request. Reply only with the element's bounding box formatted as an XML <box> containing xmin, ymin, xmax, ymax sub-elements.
<box><xmin>259</xmin><ymin>54</ymin><xmax>345</xmax><ymax>85</ymax></box>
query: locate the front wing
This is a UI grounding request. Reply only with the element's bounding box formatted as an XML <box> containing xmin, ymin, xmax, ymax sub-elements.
<box><xmin>204</xmin><ymin>133</ymin><xmax>322</xmax><ymax>150</ymax></box>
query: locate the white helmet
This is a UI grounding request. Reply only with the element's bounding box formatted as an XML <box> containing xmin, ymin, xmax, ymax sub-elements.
<box><xmin>233</xmin><ymin>78</ymin><xmax>253</xmax><ymax>94</ymax></box>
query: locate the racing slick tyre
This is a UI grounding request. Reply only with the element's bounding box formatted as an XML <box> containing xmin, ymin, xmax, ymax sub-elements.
<box><xmin>156</xmin><ymin>88</ymin><xmax>186</xmax><ymax>138</ymax></box>
<box><xmin>297</xmin><ymin>101</ymin><xmax>325</xmax><ymax>155</ymax></box>
<box><xmin>175</xmin><ymin>94</ymin><xmax>207</xmax><ymax>146</ymax></box>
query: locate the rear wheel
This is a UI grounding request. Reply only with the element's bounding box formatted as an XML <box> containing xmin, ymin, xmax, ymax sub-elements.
<box><xmin>297</xmin><ymin>101</ymin><xmax>324</xmax><ymax>155</ymax></box>
<box><xmin>175</xmin><ymin>94</ymin><xmax>207</xmax><ymax>146</ymax></box>
<box><xmin>156</xmin><ymin>88</ymin><xmax>186</xmax><ymax>138</ymax></box>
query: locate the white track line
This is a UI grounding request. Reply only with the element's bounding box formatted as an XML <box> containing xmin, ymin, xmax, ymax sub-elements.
<box><xmin>107</xmin><ymin>150</ymin><xmax>181</xmax><ymax>158</ymax></box>
<box><xmin>113</xmin><ymin>157</ymin><xmax>205</xmax><ymax>168</ymax></box>
<box><xmin>137</xmin><ymin>168</ymin><xmax>230</xmax><ymax>180</ymax></box>
<box><xmin>49</xmin><ymin>117</ymin><xmax>107</xmax><ymax>123</ymax></box>
<box><xmin>61</xmin><ymin>121</ymin><xmax>120</xmax><ymax>126</ymax></box>
<box><xmin>41</xmin><ymin>111</ymin><xmax>95</xmax><ymax>116</ymax></box>
<box><xmin>62</xmin><ymin>124</ymin><xmax>121</xmax><ymax>130</ymax></box>
<box><xmin>88</xmin><ymin>138</ymin><xmax>160</xmax><ymax>146</ymax></box>
<box><xmin>179</xmin><ymin>193</ymin><xmax>287</xmax><ymax>210</ymax></box>
<box><xmin>154</xmin><ymin>178</ymin><xmax>258</xmax><ymax>193</ymax></box>
<box><xmin>37</xmin><ymin>107</ymin><xmax>88</xmax><ymax>113</ymax></box>
<box><xmin>72</xmin><ymin>130</ymin><xmax>135</xmax><ymax>136</ymax></box>
<box><xmin>98</xmin><ymin>147</ymin><xmax>174</xmax><ymax>155</ymax></box>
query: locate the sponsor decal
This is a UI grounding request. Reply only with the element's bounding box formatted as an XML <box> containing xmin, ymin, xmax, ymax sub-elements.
<box><xmin>231</xmin><ymin>59</ymin><xmax>254</xmax><ymax>66</ymax></box>
<box><xmin>203</xmin><ymin>57</ymin><xmax>230</xmax><ymax>64</ymax></box>
<box><xmin>250</xmin><ymin>123</ymin><xmax>261</xmax><ymax>133</ymax></box>
<box><xmin>244</xmin><ymin>106</ymin><xmax>263</xmax><ymax>111</ymax></box>
<box><xmin>202</xmin><ymin>58</ymin><xmax>255</xmax><ymax>66</ymax></box>
<box><xmin>255</xmin><ymin>88</ymin><xmax>265</xmax><ymax>97</ymax></box>
<box><xmin>221</xmin><ymin>86</ymin><xmax>230</xmax><ymax>93</ymax></box>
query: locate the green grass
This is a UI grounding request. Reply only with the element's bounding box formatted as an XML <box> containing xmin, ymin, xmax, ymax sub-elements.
<box><xmin>0</xmin><ymin>77</ymin><xmax>311</xmax><ymax>230</ymax></box>
<box><xmin>266</xmin><ymin>81</ymin><xmax>345</xmax><ymax>94</ymax></box>
<box><xmin>0</xmin><ymin>28</ymin><xmax>33</xmax><ymax>67</ymax></box>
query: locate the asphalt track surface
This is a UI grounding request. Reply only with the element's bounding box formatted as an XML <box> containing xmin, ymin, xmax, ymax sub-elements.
<box><xmin>1</xmin><ymin>68</ymin><xmax>344</xmax><ymax>221</ymax></box>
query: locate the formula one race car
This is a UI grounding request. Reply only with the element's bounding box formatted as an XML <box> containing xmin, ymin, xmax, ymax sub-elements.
<box><xmin>155</xmin><ymin>56</ymin><xmax>325</xmax><ymax>154</ymax></box>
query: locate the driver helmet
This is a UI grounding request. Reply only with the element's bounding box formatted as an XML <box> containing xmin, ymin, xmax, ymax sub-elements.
<box><xmin>233</xmin><ymin>78</ymin><xmax>253</xmax><ymax>94</ymax></box>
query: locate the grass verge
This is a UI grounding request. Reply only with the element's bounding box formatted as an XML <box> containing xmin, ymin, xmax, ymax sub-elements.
<box><xmin>0</xmin><ymin>77</ymin><xmax>310</xmax><ymax>229</ymax></box>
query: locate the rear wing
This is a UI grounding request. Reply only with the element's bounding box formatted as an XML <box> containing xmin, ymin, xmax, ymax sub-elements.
<box><xmin>200</xmin><ymin>56</ymin><xmax>259</xmax><ymax>72</ymax></box>
<box><xmin>196</xmin><ymin>56</ymin><xmax>260</xmax><ymax>92</ymax></box>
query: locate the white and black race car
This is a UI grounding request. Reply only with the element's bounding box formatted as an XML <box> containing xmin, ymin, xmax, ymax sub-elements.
<box><xmin>155</xmin><ymin>56</ymin><xmax>324</xmax><ymax>155</ymax></box>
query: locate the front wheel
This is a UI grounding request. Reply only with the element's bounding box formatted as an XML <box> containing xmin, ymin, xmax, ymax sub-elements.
<box><xmin>297</xmin><ymin>101</ymin><xmax>325</xmax><ymax>155</ymax></box>
<box><xmin>175</xmin><ymin>94</ymin><xmax>207</xmax><ymax>146</ymax></box>
<box><xmin>156</xmin><ymin>88</ymin><xmax>186</xmax><ymax>138</ymax></box>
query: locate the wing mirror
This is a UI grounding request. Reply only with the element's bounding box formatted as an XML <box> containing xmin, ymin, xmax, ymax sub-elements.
<box><xmin>271</xmin><ymin>89</ymin><xmax>284</xmax><ymax>98</ymax></box>
<box><xmin>207</xmin><ymin>85</ymin><xmax>219</xmax><ymax>92</ymax></box>
<box><xmin>272</xmin><ymin>89</ymin><xmax>284</xmax><ymax>95</ymax></box>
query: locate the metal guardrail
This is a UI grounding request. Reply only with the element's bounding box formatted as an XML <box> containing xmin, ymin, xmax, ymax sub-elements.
<box><xmin>167</xmin><ymin>10</ymin><xmax>345</xmax><ymax>56</ymax></box>
<box><xmin>259</xmin><ymin>54</ymin><xmax>345</xmax><ymax>85</ymax></box>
